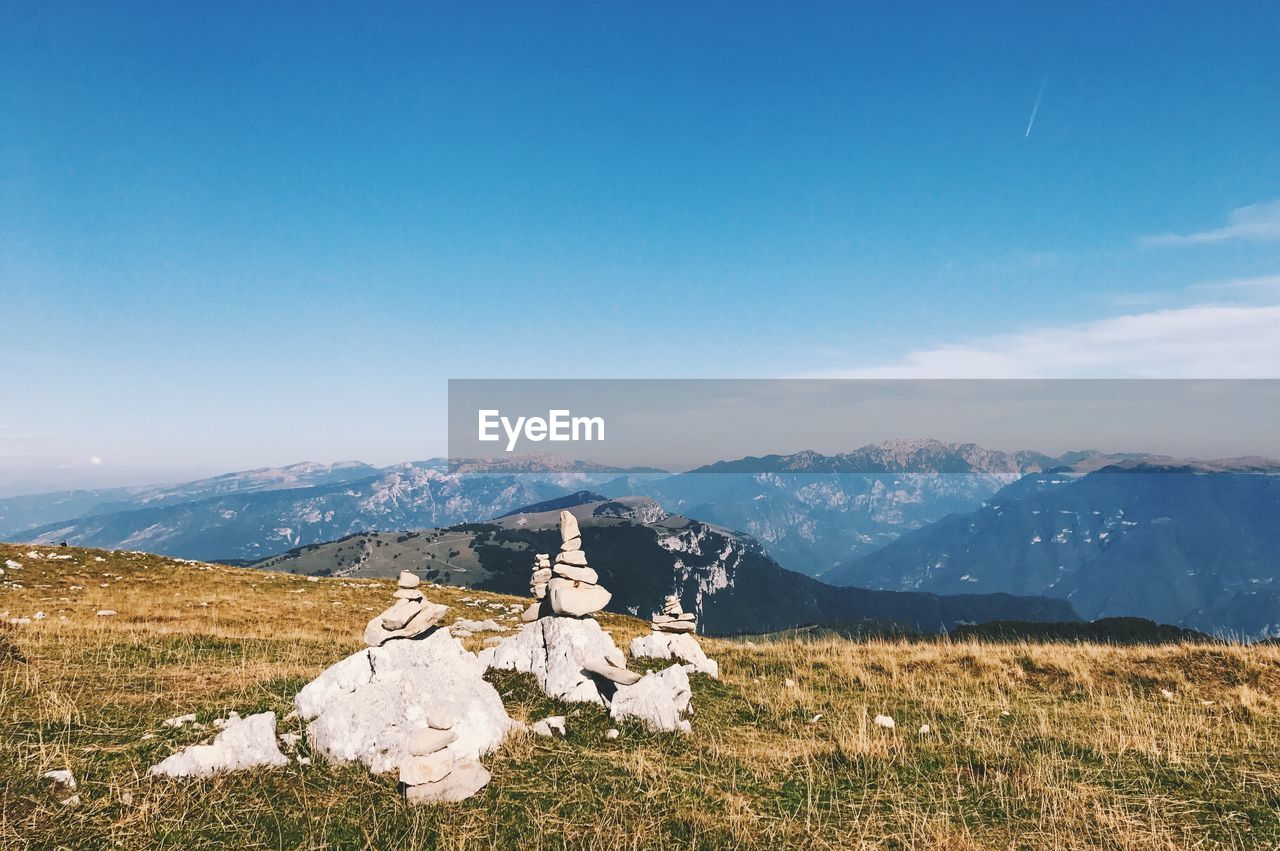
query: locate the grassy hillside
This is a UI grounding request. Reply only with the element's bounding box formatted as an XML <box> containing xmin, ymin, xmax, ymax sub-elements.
<box><xmin>3</xmin><ymin>544</ymin><xmax>1280</xmax><ymax>849</ymax></box>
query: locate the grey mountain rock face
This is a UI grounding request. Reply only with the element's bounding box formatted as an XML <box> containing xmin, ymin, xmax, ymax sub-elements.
<box><xmin>825</xmin><ymin>466</ymin><xmax>1280</xmax><ymax>636</ymax></box>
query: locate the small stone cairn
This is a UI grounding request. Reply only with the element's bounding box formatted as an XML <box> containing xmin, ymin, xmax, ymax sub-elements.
<box><xmin>398</xmin><ymin>718</ymin><xmax>492</xmax><ymax>804</ymax></box>
<box><xmin>652</xmin><ymin>594</ymin><xmax>697</xmax><ymax>633</ymax></box>
<box><xmin>631</xmin><ymin>591</ymin><xmax>718</xmax><ymax>678</ymax></box>
<box><xmin>363</xmin><ymin>571</ymin><xmax>448</xmax><ymax>647</ymax></box>
<box><xmin>521</xmin><ymin>511</ymin><xmax>612</xmax><ymax>621</ymax></box>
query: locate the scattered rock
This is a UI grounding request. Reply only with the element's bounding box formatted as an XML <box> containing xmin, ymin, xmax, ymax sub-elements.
<box><xmin>605</xmin><ymin>728</ymin><xmax>619</xmax><ymax>740</ymax></box>
<box><xmin>96</xmin><ymin>610</ymin><xmax>117</xmax><ymax>617</ymax></box>
<box><xmin>41</xmin><ymin>769</ymin><xmax>76</xmax><ymax>792</ymax></box>
<box><xmin>610</xmin><ymin>665</ymin><xmax>693</xmax><ymax>733</ymax></box>
<box><xmin>531</xmin><ymin>715</ymin><xmax>567</xmax><ymax>737</ymax></box>
<box><xmin>149</xmin><ymin>712</ymin><xmax>289</xmax><ymax>778</ymax></box>
<box><xmin>874</xmin><ymin>714</ymin><xmax>895</xmax><ymax>730</ymax></box>
<box><xmin>162</xmin><ymin>713</ymin><xmax>197</xmax><ymax>728</ymax></box>
<box><xmin>918</xmin><ymin>724</ymin><xmax>931</xmax><ymax>736</ymax></box>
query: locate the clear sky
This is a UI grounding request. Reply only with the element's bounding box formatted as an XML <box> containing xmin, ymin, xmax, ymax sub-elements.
<box><xmin>3</xmin><ymin>2</ymin><xmax>1279</xmax><ymax>488</ymax></box>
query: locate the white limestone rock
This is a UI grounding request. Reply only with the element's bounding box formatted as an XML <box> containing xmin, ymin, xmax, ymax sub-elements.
<box><xmin>407</xmin><ymin>727</ymin><xmax>457</xmax><ymax>755</ymax></box>
<box><xmin>487</xmin><ymin>616</ymin><xmax>627</xmax><ymax>705</ymax></box>
<box><xmin>583</xmin><ymin>658</ymin><xmax>642</xmax><ymax>686</ymax></box>
<box><xmin>149</xmin><ymin>712</ymin><xmax>289</xmax><ymax>778</ymax></box>
<box><xmin>552</xmin><ymin>564</ymin><xmax>598</xmax><ymax>584</ymax></box>
<box><xmin>404</xmin><ymin>759</ymin><xmax>491</xmax><ymax>804</ymax></box>
<box><xmin>547</xmin><ymin>577</ymin><xmax>610</xmax><ymax>617</ymax></box>
<box><xmin>363</xmin><ymin>600</ymin><xmax>448</xmax><ymax>647</ymax></box>
<box><xmin>630</xmin><ymin>632</ymin><xmax>719</xmax><ymax>678</ymax></box>
<box><xmin>531</xmin><ymin>715</ymin><xmax>566</xmax><ymax>737</ymax></box>
<box><xmin>560</xmin><ymin>536</ymin><xmax>582</xmax><ymax>553</ymax></box>
<box><xmin>400</xmin><ymin>750</ymin><xmax>455</xmax><ymax>785</ymax></box>
<box><xmin>296</xmin><ymin>629</ymin><xmax>517</xmax><ymax>775</ymax></box>
<box><xmin>558</xmin><ymin>510</ymin><xmax>580</xmax><ymax>542</ymax></box>
<box><xmin>610</xmin><ymin>665</ymin><xmax>693</xmax><ymax>733</ymax></box>
<box><xmin>398</xmin><ymin>571</ymin><xmax>420</xmax><ymax>588</ymax></box>
<box><xmin>554</xmin><ymin>550</ymin><xmax>589</xmax><ymax>568</ymax></box>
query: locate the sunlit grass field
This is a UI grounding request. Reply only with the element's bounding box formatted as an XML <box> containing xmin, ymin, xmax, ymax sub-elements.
<box><xmin>3</xmin><ymin>543</ymin><xmax>1279</xmax><ymax>850</ymax></box>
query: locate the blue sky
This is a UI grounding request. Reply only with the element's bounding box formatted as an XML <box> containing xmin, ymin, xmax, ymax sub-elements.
<box><xmin>3</xmin><ymin>2</ymin><xmax>1279</xmax><ymax>487</ymax></box>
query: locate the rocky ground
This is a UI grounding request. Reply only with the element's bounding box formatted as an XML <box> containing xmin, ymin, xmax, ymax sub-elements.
<box><xmin>4</xmin><ymin>543</ymin><xmax>1280</xmax><ymax>849</ymax></box>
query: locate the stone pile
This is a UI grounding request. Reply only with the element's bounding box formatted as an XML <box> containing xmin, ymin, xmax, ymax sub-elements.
<box><xmin>520</xmin><ymin>553</ymin><xmax>553</xmax><ymax>622</ymax></box>
<box><xmin>363</xmin><ymin>571</ymin><xmax>447</xmax><ymax>646</ymax></box>
<box><xmin>398</xmin><ymin>718</ymin><xmax>493</xmax><ymax>804</ymax></box>
<box><xmin>630</xmin><ymin>592</ymin><xmax>718</xmax><ymax>678</ymax></box>
<box><xmin>487</xmin><ymin>510</ymin><xmax>694</xmax><ymax>731</ymax></box>
<box><xmin>652</xmin><ymin>594</ymin><xmax>697</xmax><ymax>633</ymax></box>
<box><xmin>547</xmin><ymin>510</ymin><xmax>611</xmax><ymax>617</ymax></box>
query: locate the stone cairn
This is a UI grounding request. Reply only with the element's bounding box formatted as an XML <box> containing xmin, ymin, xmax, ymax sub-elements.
<box><xmin>363</xmin><ymin>570</ymin><xmax>448</xmax><ymax>647</ymax></box>
<box><xmin>652</xmin><ymin>593</ymin><xmax>697</xmax><ymax>634</ymax></box>
<box><xmin>398</xmin><ymin>717</ymin><xmax>492</xmax><ymax>804</ymax></box>
<box><xmin>631</xmin><ymin>591</ymin><xmax>718</xmax><ymax>678</ymax></box>
<box><xmin>521</xmin><ymin>510</ymin><xmax>612</xmax><ymax>621</ymax></box>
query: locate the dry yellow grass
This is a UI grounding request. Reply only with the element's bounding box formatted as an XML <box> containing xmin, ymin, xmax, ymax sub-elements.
<box><xmin>3</xmin><ymin>543</ymin><xmax>1280</xmax><ymax>850</ymax></box>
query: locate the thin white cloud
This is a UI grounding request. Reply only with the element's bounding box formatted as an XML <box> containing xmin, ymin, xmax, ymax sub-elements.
<box><xmin>819</xmin><ymin>303</ymin><xmax>1280</xmax><ymax>378</ymax></box>
<box><xmin>1141</xmin><ymin>200</ymin><xmax>1280</xmax><ymax>247</ymax></box>
<box><xmin>1190</xmin><ymin>273</ymin><xmax>1280</xmax><ymax>296</ymax></box>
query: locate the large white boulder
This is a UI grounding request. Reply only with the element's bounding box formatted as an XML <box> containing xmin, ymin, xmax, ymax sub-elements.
<box><xmin>486</xmin><ymin>616</ymin><xmax>628</xmax><ymax>705</ymax></box>
<box><xmin>149</xmin><ymin>712</ymin><xmax>289</xmax><ymax>778</ymax></box>
<box><xmin>295</xmin><ymin>630</ymin><xmax>517</xmax><ymax>774</ymax></box>
<box><xmin>630</xmin><ymin>632</ymin><xmax>719</xmax><ymax>678</ymax></box>
<box><xmin>610</xmin><ymin>665</ymin><xmax>693</xmax><ymax>733</ymax></box>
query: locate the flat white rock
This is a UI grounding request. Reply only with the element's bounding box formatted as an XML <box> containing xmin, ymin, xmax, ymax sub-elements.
<box><xmin>404</xmin><ymin>759</ymin><xmax>491</xmax><ymax>804</ymax></box>
<box><xmin>552</xmin><ymin>563</ymin><xmax>597</xmax><ymax>583</ymax></box>
<box><xmin>149</xmin><ymin>712</ymin><xmax>289</xmax><ymax>778</ymax></box>
<box><xmin>363</xmin><ymin>601</ymin><xmax>447</xmax><ymax>647</ymax></box>
<box><xmin>630</xmin><ymin>632</ymin><xmax>719</xmax><ymax>678</ymax></box>
<box><xmin>531</xmin><ymin>715</ymin><xmax>567</xmax><ymax>737</ymax></box>
<box><xmin>554</xmin><ymin>550</ymin><xmax>589</xmax><ymax>568</ymax></box>
<box><xmin>547</xmin><ymin>577</ymin><xmax>610</xmax><ymax>617</ymax></box>
<box><xmin>295</xmin><ymin>629</ymin><xmax>516</xmax><ymax>774</ymax></box>
<box><xmin>610</xmin><ymin>665</ymin><xmax>693</xmax><ymax>733</ymax></box>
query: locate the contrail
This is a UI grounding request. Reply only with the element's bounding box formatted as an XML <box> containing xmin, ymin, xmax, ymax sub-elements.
<box><xmin>1024</xmin><ymin>73</ymin><xmax>1048</xmax><ymax>138</ymax></box>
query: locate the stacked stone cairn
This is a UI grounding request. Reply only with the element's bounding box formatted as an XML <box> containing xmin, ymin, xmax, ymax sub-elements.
<box><xmin>520</xmin><ymin>510</ymin><xmax>613</xmax><ymax>621</ymax></box>
<box><xmin>652</xmin><ymin>593</ymin><xmax>697</xmax><ymax>633</ymax></box>
<box><xmin>363</xmin><ymin>571</ymin><xmax>448</xmax><ymax>647</ymax></box>
<box><xmin>398</xmin><ymin>717</ymin><xmax>493</xmax><ymax>804</ymax></box>
<box><xmin>520</xmin><ymin>553</ymin><xmax>553</xmax><ymax>622</ymax></box>
<box><xmin>548</xmin><ymin>510</ymin><xmax>612</xmax><ymax>616</ymax></box>
<box><xmin>630</xmin><ymin>591</ymin><xmax>718</xmax><ymax>678</ymax></box>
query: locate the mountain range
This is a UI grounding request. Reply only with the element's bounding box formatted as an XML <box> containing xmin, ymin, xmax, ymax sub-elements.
<box><xmin>823</xmin><ymin>461</ymin><xmax>1280</xmax><ymax>636</ymax></box>
<box><xmin>4</xmin><ymin>440</ymin><xmax>1278</xmax><ymax>636</ymax></box>
<box><xmin>253</xmin><ymin>493</ymin><xmax>1076</xmax><ymax>635</ymax></box>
